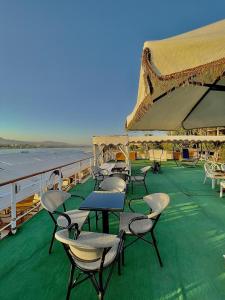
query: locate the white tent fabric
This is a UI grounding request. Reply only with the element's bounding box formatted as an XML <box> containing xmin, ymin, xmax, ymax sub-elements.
<box><xmin>126</xmin><ymin>20</ymin><xmax>225</xmax><ymax>131</ymax></box>
<box><xmin>92</xmin><ymin>135</ymin><xmax>225</xmax><ymax>146</ymax></box>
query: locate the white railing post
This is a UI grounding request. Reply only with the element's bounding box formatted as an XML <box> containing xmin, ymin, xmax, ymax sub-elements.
<box><xmin>10</xmin><ymin>183</ymin><xmax>17</xmax><ymax>234</ymax></box>
<box><xmin>40</xmin><ymin>174</ymin><xmax>45</xmax><ymax>196</ymax></box>
<box><xmin>89</xmin><ymin>158</ymin><xmax>92</xmax><ymax>170</ymax></box>
<box><xmin>58</xmin><ymin>168</ymin><xmax>62</xmax><ymax>190</ymax></box>
<box><xmin>74</xmin><ymin>169</ymin><xmax>77</xmax><ymax>185</ymax></box>
<box><xmin>79</xmin><ymin>161</ymin><xmax>82</xmax><ymax>183</ymax></box>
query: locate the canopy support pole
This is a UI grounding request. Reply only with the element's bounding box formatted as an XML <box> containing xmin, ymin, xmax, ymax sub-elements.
<box><xmin>93</xmin><ymin>145</ymin><xmax>105</xmax><ymax>167</ymax></box>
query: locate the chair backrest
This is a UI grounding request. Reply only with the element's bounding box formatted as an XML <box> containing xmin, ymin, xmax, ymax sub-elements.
<box><xmin>221</xmin><ymin>164</ymin><xmax>225</xmax><ymax>171</ymax></box>
<box><xmin>143</xmin><ymin>193</ymin><xmax>170</xmax><ymax>219</ymax></box>
<box><xmin>109</xmin><ymin>173</ymin><xmax>129</xmax><ymax>182</ymax></box>
<box><xmin>41</xmin><ymin>190</ymin><xmax>71</xmax><ymax>213</ymax></box>
<box><xmin>140</xmin><ymin>166</ymin><xmax>151</xmax><ymax>174</ymax></box>
<box><xmin>99</xmin><ymin>177</ymin><xmax>126</xmax><ymax>192</ymax></box>
<box><xmin>91</xmin><ymin>166</ymin><xmax>100</xmax><ymax>177</ymax></box>
<box><xmin>55</xmin><ymin>229</ymin><xmax>104</xmax><ymax>262</ymax></box>
<box><xmin>204</xmin><ymin>162</ymin><xmax>212</xmax><ymax>176</ymax></box>
<box><xmin>204</xmin><ymin>162</ymin><xmax>220</xmax><ymax>176</ymax></box>
<box><xmin>91</xmin><ymin>166</ymin><xmax>108</xmax><ymax>178</ymax></box>
<box><xmin>211</xmin><ymin>162</ymin><xmax>221</xmax><ymax>171</ymax></box>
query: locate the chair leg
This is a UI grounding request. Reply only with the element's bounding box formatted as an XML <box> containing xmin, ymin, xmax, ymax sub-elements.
<box><xmin>122</xmin><ymin>247</ymin><xmax>125</xmax><ymax>266</ymax></box>
<box><xmin>212</xmin><ymin>178</ymin><xmax>216</xmax><ymax>189</ymax></box>
<box><xmin>203</xmin><ymin>176</ymin><xmax>207</xmax><ymax>184</ymax></box>
<box><xmin>49</xmin><ymin>225</ymin><xmax>57</xmax><ymax>254</ymax></box>
<box><xmin>87</xmin><ymin>216</ymin><xmax>91</xmax><ymax>230</ymax></box>
<box><xmin>98</xmin><ymin>270</ymin><xmax>104</xmax><ymax>300</ymax></box>
<box><xmin>151</xmin><ymin>231</ymin><xmax>163</xmax><ymax>267</ymax></box>
<box><xmin>118</xmin><ymin>255</ymin><xmax>121</xmax><ymax>275</ymax></box>
<box><xmin>220</xmin><ymin>185</ymin><xmax>223</xmax><ymax>198</ymax></box>
<box><xmin>95</xmin><ymin>211</ymin><xmax>99</xmax><ymax>229</ymax></box>
<box><xmin>144</xmin><ymin>181</ymin><xmax>148</xmax><ymax>193</ymax></box>
<box><xmin>66</xmin><ymin>265</ymin><xmax>75</xmax><ymax>300</ymax></box>
<box><xmin>94</xmin><ymin>180</ymin><xmax>98</xmax><ymax>190</ymax></box>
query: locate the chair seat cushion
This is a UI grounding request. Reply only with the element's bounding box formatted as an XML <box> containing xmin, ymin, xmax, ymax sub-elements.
<box><xmin>57</xmin><ymin>210</ymin><xmax>89</xmax><ymax>228</ymax></box>
<box><xmin>73</xmin><ymin>232</ymin><xmax>120</xmax><ymax>271</ymax></box>
<box><xmin>120</xmin><ymin>212</ymin><xmax>153</xmax><ymax>234</ymax></box>
<box><xmin>131</xmin><ymin>176</ymin><xmax>144</xmax><ymax>181</ymax></box>
<box><xmin>221</xmin><ymin>181</ymin><xmax>225</xmax><ymax>188</ymax></box>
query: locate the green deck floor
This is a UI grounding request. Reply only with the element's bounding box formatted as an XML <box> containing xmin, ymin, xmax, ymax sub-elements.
<box><xmin>1</xmin><ymin>161</ymin><xmax>225</xmax><ymax>300</ymax></box>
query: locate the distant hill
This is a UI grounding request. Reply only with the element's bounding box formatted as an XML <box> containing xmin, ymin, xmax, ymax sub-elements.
<box><xmin>0</xmin><ymin>137</ymin><xmax>90</xmax><ymax>148</ymax></box>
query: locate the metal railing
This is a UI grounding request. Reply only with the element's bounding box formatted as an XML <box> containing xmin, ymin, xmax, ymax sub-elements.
<box><xmin>0</xmin><ymin>155</ymin><xmax>93</xmax><ymax>236</ymax></box>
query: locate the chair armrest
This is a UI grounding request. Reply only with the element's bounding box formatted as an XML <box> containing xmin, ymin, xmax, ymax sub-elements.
<box><xmin>117</xmin><ymin>230</ymin><xmax>125</xmax><ymax>254</ymax></box>
<box><xmin>125</xmin><ymin>174</ymin><xmax>131</xmax><ymax>182</ymax></box>
<box><xmin>128</xmin><ymin>216</ymin><xmax>148</xmax><ymax>235</ymax></box>
<box><xmin>100</xmin><ymin>230</ymin><xmax>125</xmax><ymax>268</ymax></box>
<box><xmin>117</xmin><ymin>229</ymin><xmax>125</xmax><ymax>240</ymax></box>
<box><xmin>53</xmin><ymin>211</ymin><xmax>72</xmax><ymax>227</ymax></box>
<box><xmin>128</xmin><ymin>198</ymin><xmax>142</xmax><ymax>212</ymax></box>
<box><xmin>68</xmin><ymin>222</ymin><xmax>80</xmax><ymax>239</ymax></box>
<box><xmin>69</xmin><ymin>194</ymin><xmax>85</xmax><ymax>200</ymax></box>
<box><xmin>62</xmin><ymin>194</ymin><xmax>84</xmax><ymax>211</ymax></box>
<box><xmin>99</xmin><ymin>169</ymin><xmax>109</xmax><ymax>176</ymax></box>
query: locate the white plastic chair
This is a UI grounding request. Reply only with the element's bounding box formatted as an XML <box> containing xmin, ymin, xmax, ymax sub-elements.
<box><xmin>221</xmin><ymin>164</ymin><xmax>225</xmax><ymax>172</ymax></box>
<box><xmin>220</xmin><ymin>181</ymin><xmax>225</xmax><ymax>198</ymax></box>
<box><xmin>55</xmin><ymin>228</ymin><xmax>124</xmax><ymax>300</ymax></box>
<box><xmin>130</xmin><ymin>166</ymin><xmax>151</xmax><ymax>193</ymax></box>
<box><xmin>99</xmin><ymin>177</ymin><xmax>126</xmax><ymax>192</ymax></box>
<box><xmin>41</xmin><ymin>190</ymin><xmax>90</xmax><ymax>254</ymax></box>
<box><xmin>91</xmin><ymin>166</ymin><xmax>109</xmax><ymax>190</ymax></box>
<box><xmin>120</xmin><ymin>193</ymin><xmax>170</xmax><ymax>267</ymax></box>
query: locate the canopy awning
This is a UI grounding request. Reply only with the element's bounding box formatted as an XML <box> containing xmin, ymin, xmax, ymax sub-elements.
<box><xmin>125</xmin><ymin>20</ymin><xmax>225</xmax><ymax>131</ymax></box>
<box><xmin>93</xmin><ymin>135</ymin><xmax>225</xmax><ymax>146</ymax></box>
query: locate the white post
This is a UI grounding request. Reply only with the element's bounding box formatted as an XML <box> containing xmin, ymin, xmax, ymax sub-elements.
<box><xmin>212</xmin><ymin>178</ymin><xmax>216</xmax><ymax>189</ymax></box>
<box><xmin>93</xmin><ymin>144</ymin><xmax>97</xmax><ymax>166</ymax></box>
<box><xmin>39</xmin><ymin>174</ymin><xmax>44</xmax><ymax>196</ymax></box>
<box><xmin>10</xmin><ymin>183</ymin><xmax>17</xmax><ymax>234</ymax></box>
<box><xmin>58</xmin><ymin>168</ymin><xmax>62</xmax><ymax>190</ymax></box>
<box><xmin>74</xmin><ymin>172</ymin><xmax>77</xmax><ymax>185</ymax></box>
<box><xmin>125</xmin><ymin>145</ymin><xmax>131</xmax><ymax>174</ymax></box>
<box><xmin>79</xmin><ymin>161</ymin><xmax>82</xmax><ymax>183</ymax></box>
<box><xmin>89</xmin><ymin>157</ymin><xmax>92</xmax><ymax>172</ymax></box>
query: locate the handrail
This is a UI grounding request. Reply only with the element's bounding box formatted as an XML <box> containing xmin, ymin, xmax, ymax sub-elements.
<box><xmin>0</xmin><ymin>155</ymin><xmax>93</xmax><ymax>187</ymax></box>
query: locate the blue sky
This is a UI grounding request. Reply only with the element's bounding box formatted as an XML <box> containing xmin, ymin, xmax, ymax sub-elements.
<box><xmin>0</xmin><ymin>0</ymin><xmax>224</xmax><ymax>145</ymax></box>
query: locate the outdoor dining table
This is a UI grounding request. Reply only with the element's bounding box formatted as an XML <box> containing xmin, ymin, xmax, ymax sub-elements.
<box><xmin>79</xmin><ymin>191</ymin><xmax>125</xmax><ymax>233</ymax></box>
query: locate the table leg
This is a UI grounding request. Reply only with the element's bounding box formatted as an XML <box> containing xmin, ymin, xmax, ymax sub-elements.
<box><xmin>102</xmin><ymin>211</ymin><xmax>109</xmax><ymax>233</ymax></box>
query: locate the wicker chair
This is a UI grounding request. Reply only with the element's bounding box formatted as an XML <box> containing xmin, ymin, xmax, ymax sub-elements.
<box><xmin>203</xmin><ymin>162</ymin><xmax>224</xmax><ymax>189</ymax></box>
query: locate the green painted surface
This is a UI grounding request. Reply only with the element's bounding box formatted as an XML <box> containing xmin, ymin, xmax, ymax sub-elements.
<box><xmin>1</xmin><ymin>160</ymin><xmax>225</xmax><ymax>300</ymax></box>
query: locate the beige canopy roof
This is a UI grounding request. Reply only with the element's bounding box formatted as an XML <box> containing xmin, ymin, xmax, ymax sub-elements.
<box><xmin>126</xmin><ymin>20</ymin><xmax>225</xmax><ymax>131</ymax></box>
<box><xmin>93</xmin><ymin>135</ymin><xmax>225</xmax><ymax>146</ymax></box>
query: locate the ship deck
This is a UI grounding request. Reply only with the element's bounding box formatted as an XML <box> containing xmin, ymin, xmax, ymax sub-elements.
<box><xmin>1</xmin><ymin>160</ymin><xmax>225</xmax><ymax>300</ymax></box>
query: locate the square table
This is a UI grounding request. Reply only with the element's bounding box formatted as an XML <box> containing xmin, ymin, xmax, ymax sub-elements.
<box><xmin>79</xmin><ymin>191</ymin><xmax>125</xmax><ymax>233</ymax></box>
